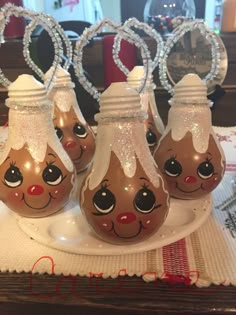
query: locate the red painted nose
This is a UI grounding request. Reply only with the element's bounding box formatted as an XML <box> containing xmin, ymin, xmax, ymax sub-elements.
<box><xmin>184</xmin><ymin>176</ymin><xmax>197</xmax><ymax>184</ymax></box>
<box><xmin>27</xmin><ymin>185</ymin><xmax>44</xmax><ymax>195</ymax></box>
<box><xmin>116</xmin><ymin>212</ymin><xmax>136</xmax><ymax>224</ymax></box>
<box><xmin>64</xmin><ymin>141</ymin><xmax>76</xmax><ymax>149</ymax></box>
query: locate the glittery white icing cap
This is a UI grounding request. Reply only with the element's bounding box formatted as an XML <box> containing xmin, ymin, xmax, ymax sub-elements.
<box><xmin>162</xmin><ymin>74</ymin><xmax>217</xmax><ymax>153</ymax></box>
<box><xmin>45</xmin><ymin>66</ymin><xmax>86</xmax><ymax>124</ymax></box>
<box><xmin>127</xmin><ymin>66</ymin><xmax>152</xmax><ymax>89</ymax></box>
<box><xmin>99</xmin><ymin>82</ymin><xmax>142</xmax><ymax>115</ymax></box>
<box><xmin>8</xmin><ymin>74</ymin><xmax>47</xmax><ymax>103</ymax></box>
<box><xmin>170</xmin><ymin>73</ymin><xmax>208</xmax><ymax>105</ymax></box>
<box><xmin>44</xmin><ymin>65</ymin><xmax>74</xmax><ymax>88</ymax></box>
<box><xmin>0</xmin><ymin>74</ymin><xmax>74</xmax><ymax>172</ymax></box>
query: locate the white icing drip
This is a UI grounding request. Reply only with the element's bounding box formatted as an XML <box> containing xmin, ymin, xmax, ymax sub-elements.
<box><xmin>87</xmin><ymin>122</ymin><xmax>162</xmax><ymax>191</ymax></box>
<box><xmin>127</xmin><ymin>66</ymin><xmax>164</xmax><ymax>134</ymax></box>
<box><xmin>49</xmin><ymin>88</ymin><xmax>86</xmax><ymax>125</ymax></box>
<box><xmin>87</xmin><ymin>124</ymin><xmax>113</xmax><ymax>190</ymax></box>
<box><xmin>141</xmin><ymin>89</ymin><xmax>165</xmax><ymax>134</ymax></box>
<box><xmin>132</xmin><ymin>124</ymin><xmax>161</xmax><ymax>188</ymax></box>
<box><xmin>0</xmin><ymin>109</ymin><xmax>74</xmax><ymax>172</ymax></box>
<box><xmin>69</xmin><ymin>172</ymin><xmax>77</xmax><ymax>201</ymax></box>
<box><xmin>71</xmin><ymin>98</ymin><xmax>86</xmax><ymax>125</ymax></box>
<box><xmin>162</xmin><ymin>105</ymin><xmax>212</xmax><ymax>153</ymax></box>
<box><xmin>112</xmin><ymin>124</ymin><xmax>137</xmax><ymax>178</ymax></box>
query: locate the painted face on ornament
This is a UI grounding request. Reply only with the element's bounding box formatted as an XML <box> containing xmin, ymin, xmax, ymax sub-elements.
<box><xmin>144</xmin><ymin>105</ymin><xmax>162</xmax><ymax>154</ymax></box>
<box><xmin>0</xmin><ymin>145</ymin><xmax>74</xmax><ymax>217</ymax></box>
<box><xmin>81</xmin><ymin>152</ymin><xmax>169</xmax><ymax>244</ymax></box>
<box><xmin>154</xmin><ymin>131</ymin><xmax>225</xmax><ymax>199</ymax></box>
<box><xmin>53</xmin><ymin>106</ymin><xmax>95</xmax><ymax>172</ymax></box>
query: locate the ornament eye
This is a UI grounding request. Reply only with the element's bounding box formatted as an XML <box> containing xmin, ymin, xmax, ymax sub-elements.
<box><xmin>73</xmin><ymin>123</ymin><xmax>87</xmax><ymax>138</ymax></box>
<box><xmin>4</xmin><ymin>164</ymin><xmax>23</xmax><ymax>188</ymax></box>
<box><xmin>197</xmin><ymin>160</ymin><xmax>214</xmax><ymax>179</ymax></box>
<box><xmin>146</xmin><ymin>128</ymin><xmax>157</xmax><ymax>147</ymax></box>
<box><xmin>164</xmin><ymin>157</ymin><xmax>182</xmax><ymax>177</ymax></box>
<box><xmin>55</xmin><ymin>127</ymin><xmax>63</xmax><ymax>141</ymax></box>
<box><xmin>93</xmin><ymin>185</ymin><xmax>116</xmax><ymax>214</ymax></box>
<box><xmin>134</xmin><ymin>186</ymin><xmax>156</xmax><ymax>213</ymax></box>
<box><xmin>43</xmin><ymin>164</ymin><xmax>64</xmax><ymax>186</ymax></box>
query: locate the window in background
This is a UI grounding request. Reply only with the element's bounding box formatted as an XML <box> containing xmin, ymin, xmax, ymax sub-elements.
<box><xmin>100</xmin><ymin>0</ymin><xmax>121</xmax><ymax>23</ymax></box>
<box><xmin>23</xmin><ymin>0</ymin><xmax>44</xmax><ymax>12</ymax></box>
<box><xmin>121</xmin><ymin>0</ymin><xmax>206</xmax><ymax>23</ymax></box>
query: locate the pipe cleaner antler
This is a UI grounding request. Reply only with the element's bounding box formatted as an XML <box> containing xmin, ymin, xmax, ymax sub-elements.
<box><xmin>73</xmin><ymin>18</ymin><xmax>153</xmax><ymax>101</ymax></box>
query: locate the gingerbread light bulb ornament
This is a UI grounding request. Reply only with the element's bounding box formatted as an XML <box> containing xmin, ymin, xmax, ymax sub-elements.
<box><xmin>127</xmin><ymin>66</ymin><xmax>164</xmax><ymax>153</ymax></box>
<box><xmin>0</xmin><ymin>74</ymin><xmax>75</xmax><ymax>217</ymax></box>
<box><xmin>21</xmin><ymin>12</ymin><xmax>95</xmax><ymax>173</ymax></box>
<box><xmin>154</xmin><ymin>74</ymin><xmax>225</xmax><ymax>200</ymax></box>
<box><xmin>45</xmin><ymin>66</ymin><xmax>96</xmax><ymax>173</ymax></box>
<box><xmin>113</xmin><ymin>18</ymin><xmax>165</xmax><ymax>153</ymax></box>
<box><xmin>80</xmin><ymin>82</ymin><xmax>169</xmax><ymax>244</ymax></box>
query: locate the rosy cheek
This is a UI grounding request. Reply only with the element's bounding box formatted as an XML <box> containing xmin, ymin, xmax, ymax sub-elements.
<box><xmin>142</xmin><ymin>217</ymin><xmax>155</xmax><ymax>229</ymax></box>
<box><xmin>53</xmin><ymin>189</ymin><xmax>59</xmax><ymax>195</ymax></box>
<box><xmin>95</xmin><ymin>218</ymin><xmax>113</xmax><ymax>232</ymax></box>
<box><xmin>202</xmin><ymin>177</ymin><xmax>220</xmax><ymax>191</ymax></box>
<box><xmin>143</xmin><ymin>219</ymin><xmax>151</xmax><ymax>227</ymax></box>
<box><xmin>49</xmin><ymin>187</ymin><xmax>68</xmax><ymax>202</ymax></box>
<box><xmin>101</xmin><ymin>222</ymin><xmax>109</xmax><ymax>230</ymax></box>
<box><xmin>6</xmin><ymin>189</ymin><xmax>24</xmax><ymax>206</ymax></box>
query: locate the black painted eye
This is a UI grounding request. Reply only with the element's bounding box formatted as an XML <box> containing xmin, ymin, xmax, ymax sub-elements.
<box><xmin>93</xmin><ymin>186</ymin><xmax>115</xmax><ymax>214</ymax></box>
<box><xmin>164</xmin><ymin>157</ymin><xmax>182</xmax><ymax>177</ymax></box>
<box><xmin>146</xmin><ymin>128</ymin><xmax>157</xmax><ymax>147</ymax></box>
<box><xmin>134</xmin><ymin>186</ymin><xmax>156</xmax><ymax>213</ymax></box>
<box><xmin>55</xmin><ymin>127</ymin><xmax>63</xmax><ymax>141</ymax></box>
<box><xmin>197</xmin><ymin>161</ymin><xmax>214</xmax><ymax>179</ymax></box>
<box><xmin>73</xmin><ymin>123</ymin><xmax>87</xmax><ymax>138</ymax></box>
<box><xmin>4</xmin><ymin>164</ymin><xmax>23</xmax><ymax>188</ymax></box>
<box><xmin>42</xmin><ymin>164</ymin><xmax>64</xmax><ymax>186</ymax></box>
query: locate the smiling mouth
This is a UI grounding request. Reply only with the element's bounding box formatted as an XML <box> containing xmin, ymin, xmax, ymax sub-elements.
<box><xmin>109</xmin><ymin>220</ymin><xmax>145</xmax><ymax>239</ymax></box>
<box><xmin>176</xmin><ymin>183</ymin><xmax>204</xmax><ymax>193</ymax></box>
<box><xmin>72</xmin><ymin>145</ymin><xmax>84</xmax><ymax>164</ymax></box>
<box><xmin>21</xmin><ymin>193</ymin><xmax>55</xmax><ymax>210</ymax></box>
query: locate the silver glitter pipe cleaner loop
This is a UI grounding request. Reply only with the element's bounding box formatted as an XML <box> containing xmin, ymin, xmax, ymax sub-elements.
<box><xmin>23</xmin><ymin>12</ymin><xmax>73</xmax><ymax>80</ymax></box>
<box><xmin>0</xmin><ymin>3</ymin><xmax>62</xmax><ymax>90</ymax></box>
<box><xmin>159</xmin><ymin>18</ymin><xmax>221</xmax><ymax>95</ymax></box>
<box><xmin>23</xmin><ymin>20</ymin><xmax>44</xmax><ymax>80</ymax></box>
<box><xmin>73</xmin><ymin>18</ymin><xmax>152</xmax><ymax>101</ymax></box>
<box><xmin>113</xmin><ymin>17</ymin><xmax>164</xmax><ymax>76</ymax></box>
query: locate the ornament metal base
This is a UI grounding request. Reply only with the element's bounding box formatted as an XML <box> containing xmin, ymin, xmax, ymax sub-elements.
<box><xmin>17</xmin><ymin>194</ymin><xmax>212</xmax><ymax>256</ymax></box>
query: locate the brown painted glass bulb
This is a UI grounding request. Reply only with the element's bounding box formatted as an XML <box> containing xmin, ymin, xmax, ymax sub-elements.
<box><xmin>0</xmin><ymin>74</ymin><xmax>76</xmax><ymax>217</ymax></box>
<box><xmin>154</xmin><ymin>74</ymin><xmax>225</xmax><ymax>200</ymax></box>
<box><xmin>45</xmin><ymin>66</ymin><xmax>96</xmax><ymax>173</ymax></box>
<box><xmin>80</xmin><ymin>82</ymin><xmax>169</xmax><ymax>244</ymax></box>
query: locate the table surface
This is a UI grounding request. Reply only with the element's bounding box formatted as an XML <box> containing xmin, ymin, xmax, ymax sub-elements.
<box><xmin>0</xmin><ymin>272</ymin><xmax>236</xmax><ymax>315</ymax></box>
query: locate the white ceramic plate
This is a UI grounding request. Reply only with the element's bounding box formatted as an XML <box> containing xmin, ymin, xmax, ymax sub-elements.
<box><xmin>17</xmin><ymin>194</ymin><xmax>212</xmax><ymax>256</ymax></box>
